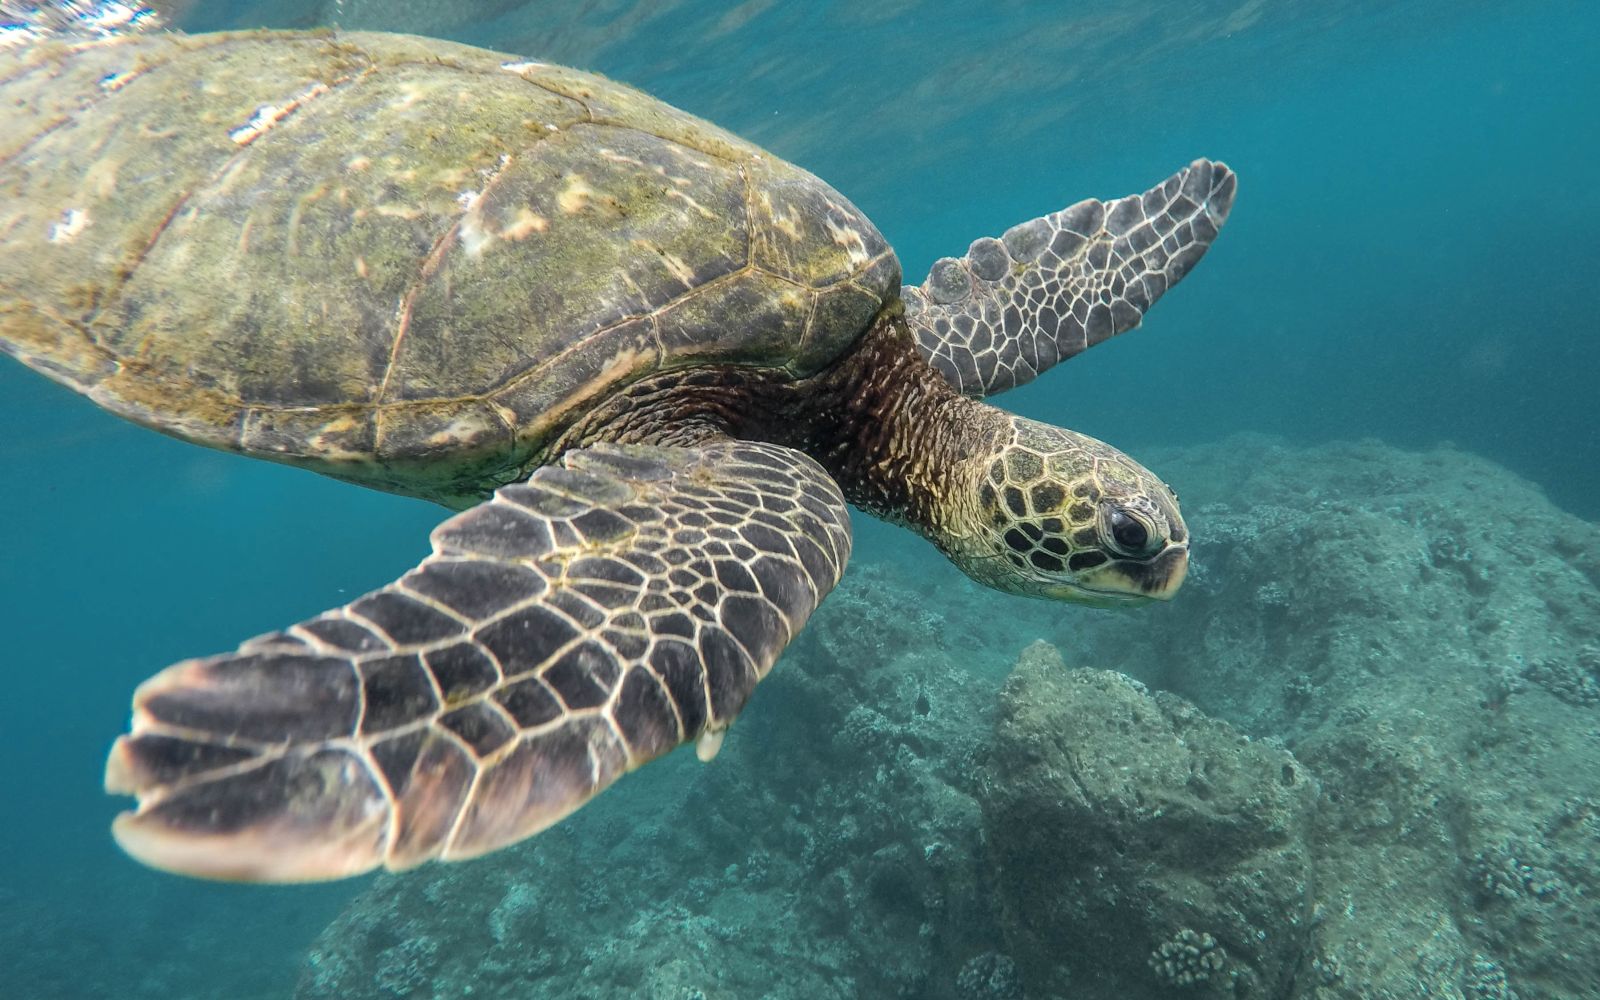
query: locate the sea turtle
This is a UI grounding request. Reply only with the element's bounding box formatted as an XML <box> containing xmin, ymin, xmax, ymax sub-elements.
<box><xmin>1</xmin><ymin>29</ymin><xmax>1233</xmax><ymax>881</ymax></box>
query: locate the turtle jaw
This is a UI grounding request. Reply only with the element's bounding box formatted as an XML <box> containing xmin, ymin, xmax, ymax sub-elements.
<box><xmin>1062</xmin><ymin>543</ymin><xmax>1190</xmax><ymax>606</ymax></box>
<box><xmin>960</xmin><ymin>540</ymin><xmax>1189</xmax><ymax>607</ymax></box>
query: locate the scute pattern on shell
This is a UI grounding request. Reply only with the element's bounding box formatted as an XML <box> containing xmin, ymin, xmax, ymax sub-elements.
<box><xmin>0</xmin><ymin>30</ymin><xmax>898</xmax><ymax>503</ymax></box>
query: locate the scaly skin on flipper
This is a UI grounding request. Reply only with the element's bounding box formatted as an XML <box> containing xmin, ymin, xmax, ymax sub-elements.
<box><xmin>105</xmin><ymin>440</ymin><xmax>850</xmax><ymax>881</ymax></box>
<box><xmin>904</xmin><ymin>159</ymin><xmax>1235</xmax><ymax>397</ymax></box>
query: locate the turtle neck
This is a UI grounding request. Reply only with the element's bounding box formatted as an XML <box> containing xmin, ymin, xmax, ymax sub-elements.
<box><xmin>552</xmin><ymin>307</ymin><xmax>1008</xmax><ymax>547</ymax></box>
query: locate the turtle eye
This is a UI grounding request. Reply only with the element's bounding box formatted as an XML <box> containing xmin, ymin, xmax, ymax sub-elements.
<box><xmin>1107</xmin><ymin>507</ymin><xmax>1156</xmax><ymax>555</ymax></box>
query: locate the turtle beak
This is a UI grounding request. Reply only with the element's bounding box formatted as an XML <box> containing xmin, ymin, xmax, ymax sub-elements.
<box><xmin>1143</xmin><ymin>545</ymin><xmax>1188</xmax><ymax>600</ymax></box>
<box><xmin>1063</xmin><ymin>544</ymin><xmax>1188</xmax><ymax>606</ymax></box>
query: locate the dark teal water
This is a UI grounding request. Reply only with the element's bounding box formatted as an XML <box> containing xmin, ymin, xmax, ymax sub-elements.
<box><xmin>1</xmin><ymin>1</ymin><xmax>1596</xmax><ymax>997</ymax></box>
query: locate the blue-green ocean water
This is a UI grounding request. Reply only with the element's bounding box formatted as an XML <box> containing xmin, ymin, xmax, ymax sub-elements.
<box><xmin>1</xmin><ymin>1</ymin><xmax>1596</xmax><ymax>997</ymax></box>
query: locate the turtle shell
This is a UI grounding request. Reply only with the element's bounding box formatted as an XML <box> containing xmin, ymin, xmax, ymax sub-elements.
<box><xmin>0</xmin><ymin>30</ymin><xmax>899</xmax><ymax>503</ymax></box>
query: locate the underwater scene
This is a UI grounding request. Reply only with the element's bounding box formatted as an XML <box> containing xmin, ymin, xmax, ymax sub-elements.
<box><xmin>2</xmin><ymin>1</ymin><xmax>1598</xmax><ymax>997</ymax></box>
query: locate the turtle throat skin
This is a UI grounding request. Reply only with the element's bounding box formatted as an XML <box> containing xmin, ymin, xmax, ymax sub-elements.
<box><xmin>560</xmin><ymin>311</ymin><xmax>1189</xmax><ymax>606</ymax></box>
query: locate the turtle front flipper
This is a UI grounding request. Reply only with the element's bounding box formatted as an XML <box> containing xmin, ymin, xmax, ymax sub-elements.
<box><xmin>105</xmin><ymin>440</ymin><xmax>851</xmax><ymax>882</ymax></box>
<box><xmin>904</xmin><ymin>159</ymin><xmax>1236</xmax><ymax>397</ymax></box>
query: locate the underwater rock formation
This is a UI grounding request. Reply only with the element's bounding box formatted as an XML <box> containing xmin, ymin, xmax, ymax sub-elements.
<box><xmin>1059</xmin><ymin>436</ymin><xmax>1600</xmax><ymax>1000</ymax></box>
<box><xmin>981</xmin><ymin>642</ymin><xmax>1317</xmax><ymax>998</ymax></box>
<box><xmin>295</xmin><ymin>436</ymin><xmax>1600</xmax><ymax>1000</ymax></box>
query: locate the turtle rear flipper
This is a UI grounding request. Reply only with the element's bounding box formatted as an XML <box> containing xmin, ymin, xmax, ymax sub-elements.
<box><xmin>106</xmin><ymin>440</ymin><xmax>851</xmax><ymax>882</ymax></box>
<box><xmin>905</xmin><ymin>159</ymin><xmax>1235</xmax><ymax>397</ymax></box>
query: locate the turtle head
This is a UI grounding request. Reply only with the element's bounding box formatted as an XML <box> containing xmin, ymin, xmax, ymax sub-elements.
<box><xmin>946</xmin><ymin>416</ymin><xmax>1188</xmax><ymax>607</ymax></box>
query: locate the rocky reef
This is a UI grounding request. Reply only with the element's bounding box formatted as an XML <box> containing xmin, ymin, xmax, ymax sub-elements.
<box><xmin>296</xmin><ymin>436</ymin><xmax>1600</xmax><ymax>999</ymax></box>
<box><xmin>1054</xmin><ymin>436</ymin><xmax>1600</xmax><ymax>1000</ymax></box>
<box><xmin>982</xmin><ymin>645</ymin><xmax>1318</xmax><ymax>999</ymax></box>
